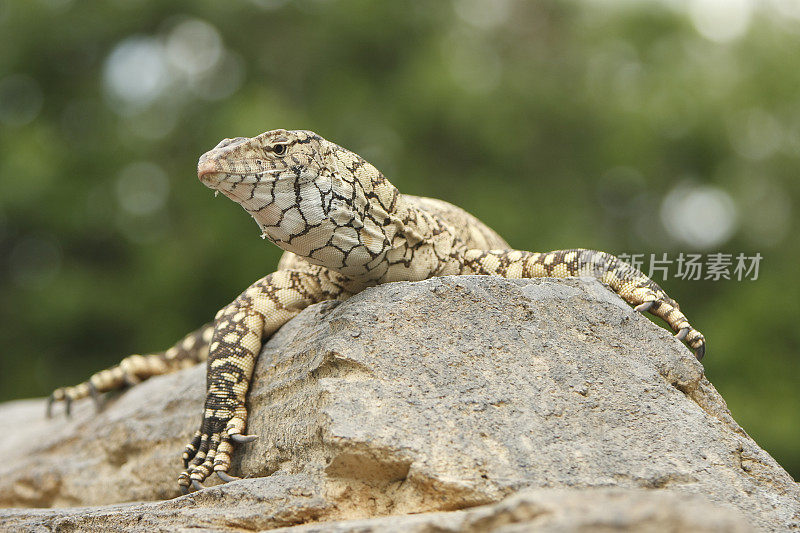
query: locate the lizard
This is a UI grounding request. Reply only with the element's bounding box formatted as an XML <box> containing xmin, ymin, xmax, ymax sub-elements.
<box><xmin>47</xmin><ymin>129</ymin><xmax>706</xmax><ymax>493</ymax></box>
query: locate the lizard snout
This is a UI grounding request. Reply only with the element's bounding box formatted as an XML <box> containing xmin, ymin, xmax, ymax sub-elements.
<box><xmin>197</xmin><ymin>158</ymin><xmax>224</xmax><ymax>185</ymax></box>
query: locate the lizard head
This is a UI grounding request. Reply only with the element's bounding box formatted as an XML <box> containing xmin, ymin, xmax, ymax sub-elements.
<box><xmin>198</xmin><ymin>129</ymin><xmax>402</xmax><ymax>278</ymax></box>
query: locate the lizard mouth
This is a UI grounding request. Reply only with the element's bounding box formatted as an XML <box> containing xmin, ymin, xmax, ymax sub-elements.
<box><xmin>198</xmin><ymin>162</ymin><xmax>284</xmax><ymax>190</ymax></box>
<box><xmin>198</xmin><ymin>173</ymin><xmax>226</xmax><ymax>188</ymax></box>
<box><xmin>197</xmin><ymin>159</ymin><xmax>225</xmax><ymax>188</ymax></box>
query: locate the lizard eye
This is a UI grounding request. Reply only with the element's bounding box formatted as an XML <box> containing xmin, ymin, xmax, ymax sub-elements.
<box><xmin>273</xmin><ymin>144</ymin><xmax>287</xmax><ymax>156</ymax></box>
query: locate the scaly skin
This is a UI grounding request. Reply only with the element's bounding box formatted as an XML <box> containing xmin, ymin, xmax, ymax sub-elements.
<box><xmin>48</xmin><ymin>129</ymin><xmax>706</xmax><ymax>492</ymax></box>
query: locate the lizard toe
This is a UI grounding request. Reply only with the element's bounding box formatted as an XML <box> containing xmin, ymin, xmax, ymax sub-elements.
<box><xmin>185</xmin><ymin>433</ymin><xmax>210</xmax><ymax>472</ymax></box>
<box><xmin>211</xmin><ymin>438</ymin><xmax>235</xmax><ymax>479</ymax></box>
<box><xmin>177</xmin><ymin>469</ymin><xmax>193</xmax><ymax>492</ymax></box>
<box><xmin>188</xmin><ymin>447</ymin><xmax>217</xmax><ymax>488</ymax></box>
<box><xmin>180</xmin><ymin>462</ymin><xmax>212</xmax><ymax>492</ymax></box>
<box><xmin>182</xmin><ymin>430</ymin><xmax>202</xmax><ymax>467</ymax></box>
<box><xmin>687</xmin><ymin>329</ymin><xmax>706</xmax><ymax>360</ymax></box>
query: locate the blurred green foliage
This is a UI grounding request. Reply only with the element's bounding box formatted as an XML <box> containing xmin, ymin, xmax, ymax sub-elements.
<box><xmin>0</xmin><ymin>0</ymin><xmax>797</xmax><ymax>479</ymax></box>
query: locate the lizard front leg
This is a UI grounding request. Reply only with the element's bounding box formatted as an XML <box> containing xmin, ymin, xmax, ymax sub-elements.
<box><xmin>178</xmin><ymin>266</ymin><xmax>349</xmax><ymax>492</ymax></box>
<box><xmin>462</xmin><ymin>248</ymin><xmax>706</xmax><ymax>359</ymax></box>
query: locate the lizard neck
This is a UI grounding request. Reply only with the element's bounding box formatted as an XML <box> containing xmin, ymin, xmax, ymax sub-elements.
<box><xmin>269</xmin><ymin>141</ymin><xmax>429</xmax><ymax>281</ymax></box>
<box><xmin>316</xmin><ymin>142</ymin><xmax>458</xmax><ymax>282</ymax></box>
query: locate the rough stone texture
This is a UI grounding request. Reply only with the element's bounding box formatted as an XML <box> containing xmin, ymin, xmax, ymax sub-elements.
<box><xmin>1</xmin><ymin>276</ymin><xmax>797</xmax><ymax>532</ymax></box>
<box><xmin>0</xmin><ymin>357</ymin><xmax>206</xmax><ymax>507</ymax></box>
<box><xmin>0</xmin><ymin>486</ymin><xmax>753</xmax><ymax>532</ymax></box>
<box><xmin>271</xmin><ymin>488</ymin><xmax>755</xmax><ymax>533</ymax></box>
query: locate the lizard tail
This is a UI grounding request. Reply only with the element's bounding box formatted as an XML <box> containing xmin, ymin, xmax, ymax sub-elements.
<box><xmin>46</xmin><ymin>323</ymin><xmax>214</xmax><ymax>417</ymax></box>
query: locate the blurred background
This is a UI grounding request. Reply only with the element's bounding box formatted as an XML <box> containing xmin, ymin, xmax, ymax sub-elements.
<box><xmin>0</xmin><ymin>0</ymin><xmax>797</xmax><ymax>478</ymax></box>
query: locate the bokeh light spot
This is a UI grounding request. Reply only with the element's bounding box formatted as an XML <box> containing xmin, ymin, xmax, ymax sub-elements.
<box><xmin>166</xmin><ymin>19</ymin><xmax>223</xmax><ymax>77</ymax></box>
<box><xmin>661</xmin><ymin>182</ymin><xmax>738</xmax><ymax>249</ymax></box>
<box><xmin>103</xmin><ymin>37</ymin><xmax>169</xmax><ymax>112</ymax></box>
<box><xmin>728</xmin><ymin>108</ymin><xmax>783</xmax><ymax>161</ymax></box>
<box><xmin>689</xmin><ymin>0</ymin><xmax>753</xmax><ymax>43</ymax></box>
<box><xmin>453</xmin><ymin>0</ymin><xmax>512</xmax><ymax>30</ymax></box>
<box><xmin>771</xmin><ymin>0</ymin><xmax>800</xmax><ymax>20</ymax></box>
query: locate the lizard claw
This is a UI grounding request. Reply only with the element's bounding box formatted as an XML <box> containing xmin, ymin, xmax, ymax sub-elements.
<box><xmin>46</xmin><ymin>384</ymin><xmax>96</xmax><ymax>418</ymax></box>
<box><xmin>635</xmin><ymin>301</ymin><xmax>655</xmax><ymax>313</ymax></box>
<box><xmin>230</xmin><ymin>433</ymin><xmax>258</xmax><ymax>444</ymax></box>
<box><xmin>191</xmin><ymin>479</ymin><xmax>205</xmax><ymax>491</ymax></box>
<box><xmin>682</xmin><ymin>327</ymin><xmax>706</xmax><ymax>361</ymax></box>
<box><xmin>88</xmin><ymin>382</ymin><xmax>102</xmax><ymax>412</ymax></box>
<box><xmin>180</xmin><ymin>484</ymin><xmax>189</xmax><ymax>495</ymax></box>
<box><xmin>216</xmin><ymin>471</ymin><xmax>240</xmax><ymax>482</ymax></box>
<box><xmin>46</xmin><ymin>394</ymin><xmax>55</xmax><ymax>419</ymax></box>
<box><xmin>675</xmin><ymin>327</ymin><xmax>689</xmax><ymax>341</ymax></box>
<box><xmin>694</xmin><ymin>342</ymin><xmax>706</xmax><ymax>361</ymax></box>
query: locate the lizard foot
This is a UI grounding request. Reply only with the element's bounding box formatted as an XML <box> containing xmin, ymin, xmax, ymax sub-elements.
<box><xmin>46</xmin><ymin>350</ymin><xmax>179</xmax><ymax>418</ymax></box>
<box><xmin>46</xmin><ymin>382</ymin><xmax>101</xmax><ymax>418</ymax></box>
<box><xmin>634</xmin><ymin>293</ymin><xmax>706</xmax><ymax>360</ymax></box>
<box><xmin>178</xmin><ymin>409</ymin><xmax>256</xmax><ymax>492</ymax></box>
<box><xmin>685</xmin><ymin>328</ymin><xmax>706</xmax><ymax>360</ymax></box>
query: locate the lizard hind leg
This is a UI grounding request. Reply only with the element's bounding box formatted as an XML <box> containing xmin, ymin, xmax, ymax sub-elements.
<box><xmin>461</xmin><ymin>248</ymin><xmax>707</xmax><ymax>360</ymax></box>
<box><xmin>589</xmin><ymin>253</ymin><xmax>707</xmax><ymax>359</ymax></box>
<box><xmin>588</xmin><ymin>252</ymin><xmax>707</xmax><ymax>359</ymax></box>
<box><xmin>46</xmin><ymin>323</ymin><xmax>214</xmax><ymax>418</ymax></box>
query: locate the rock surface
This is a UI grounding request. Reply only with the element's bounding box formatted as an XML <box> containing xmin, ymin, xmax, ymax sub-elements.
<box><xmin>0</xmin><ymin>484</ymin><xmax>754</xmax><ymax>532</ymax></box>
<box><xmin>0</xmin><ymin>276</ymin><xmax>797</xmax><ymax>532</ymax></box>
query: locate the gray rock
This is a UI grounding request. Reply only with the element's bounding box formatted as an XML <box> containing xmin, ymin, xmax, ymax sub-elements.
<box><xmin>271</xmin><ymin>487</ymin><xmax>755</xmax><ymax>533</ymax></box>
<box><xmin>0</xmin><ymin>276</ymin><xmax>797</xmax><ymax>532</ymax></box>
<box><xmin>0</xmin><ymin>486</ymin><xmax>753</xmax><ymax>533</ymax></box>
